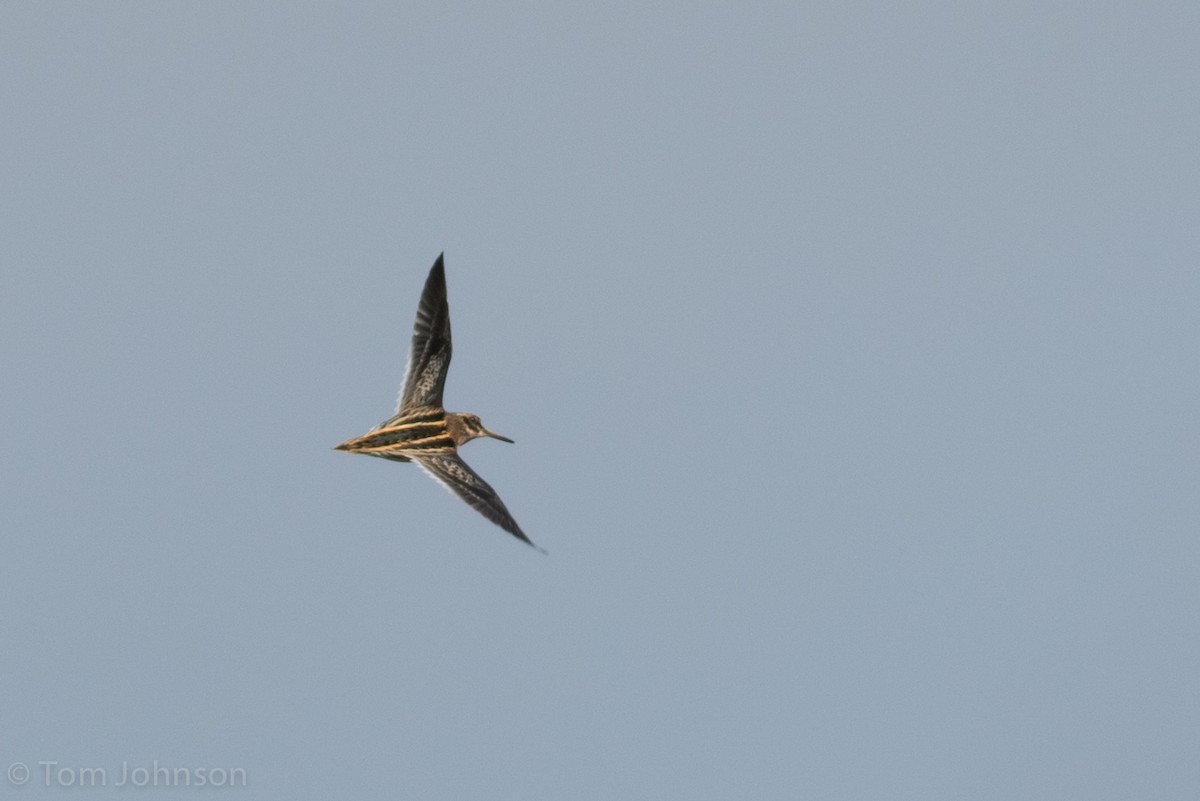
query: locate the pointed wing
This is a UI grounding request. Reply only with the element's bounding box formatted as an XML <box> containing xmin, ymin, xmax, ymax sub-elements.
<box><xmin>415</xmin><ymin>454</ymin><xmax>541</xmax><ymax>550</ymax></box>
<box><xmin>396</xmin><ymin>254</ymin><xmax>452</xmax><ymax>412</ymax></box>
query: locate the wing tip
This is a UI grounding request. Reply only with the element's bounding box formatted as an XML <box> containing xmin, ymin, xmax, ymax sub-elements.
<box><xmin>514</xmin><ymin>530</ymin><xmax>547</xmax><ymax>554</ymax></box>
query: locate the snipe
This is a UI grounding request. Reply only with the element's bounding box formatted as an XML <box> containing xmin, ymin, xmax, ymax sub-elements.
<box><xmin>335</xmin><ymin>254</ymin><xmax>541</xmax><ymax>551</ymax></box>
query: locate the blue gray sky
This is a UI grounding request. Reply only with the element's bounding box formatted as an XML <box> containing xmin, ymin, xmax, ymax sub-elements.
<box><xmin>3</xmin><ymin>3</ymin><xmax>1198</xmax><ymax>799</ymax></box>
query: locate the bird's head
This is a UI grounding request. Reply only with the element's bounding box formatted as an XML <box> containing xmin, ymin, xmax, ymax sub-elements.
<box><xmin>449</xmin><ymin>413</ymin><xmax>514</xmax><ymax>446</ymax></box>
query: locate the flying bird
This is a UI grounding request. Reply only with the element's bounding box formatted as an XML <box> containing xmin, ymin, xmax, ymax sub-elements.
<box><xmin>335</xmin><ymin>254</ymin><xmax>541</xmax><ymax>551</ymax></box>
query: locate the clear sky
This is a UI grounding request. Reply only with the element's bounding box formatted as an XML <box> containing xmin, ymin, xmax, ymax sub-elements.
<box><xmin>2</xmin><ymin>3</ymin><xmax>1198</xmax><ymax>799</ymax></box>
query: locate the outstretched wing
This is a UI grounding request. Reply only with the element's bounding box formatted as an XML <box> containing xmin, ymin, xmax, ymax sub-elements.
<box><xmin>397</xmin><ymin>254</ymin><xmax>452</xmax><ymax>412</ymax></box>
<box><xmin>415</xmin><ymin>453</ymin><xmax>541</xmax><ymax>550</ymax></box>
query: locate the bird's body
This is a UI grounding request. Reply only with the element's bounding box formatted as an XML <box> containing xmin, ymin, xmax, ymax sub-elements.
<box><xmin>334</xmin><ymin>254</ymin><xmax>540</xmax><ymax>550</ymax></box>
